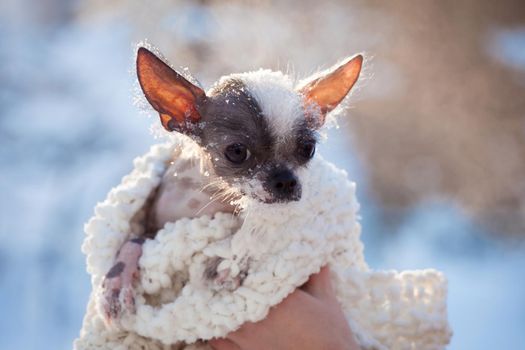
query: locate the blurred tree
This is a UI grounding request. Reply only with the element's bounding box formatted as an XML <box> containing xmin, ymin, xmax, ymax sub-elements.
<box><xmin>351</xmin><ymin>0</ymin><xmax>525</xmax><ymax>235</ymax></box>
<box><xmin>77</xmin><ymin>0</ymin><xmax>525</xmax><ymax>235</ymax></box>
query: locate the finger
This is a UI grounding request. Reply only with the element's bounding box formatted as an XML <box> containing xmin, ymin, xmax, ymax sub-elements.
<box><xmin>227</xmin><ymin>320</ymin><xmax>259</xmax><ymax>345</ymax></box>
<box><xmin>209</xmin><ymin>338</ymin><xmax>242</xmax><ymax>350</ymax></box>
<box><xmin>301</xmin><ymin>265</ymin><xmax>334</xmax><ymax>299</ymax></box>
<box><xmin>226</xmin><ymin>290</ymin><xmax>310</xmax><ymax>346</ymax></box>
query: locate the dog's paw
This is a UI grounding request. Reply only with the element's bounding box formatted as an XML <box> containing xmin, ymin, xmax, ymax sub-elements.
<box><xmin>203</xmin><ymin>257</ymin><xmax>245</xmax><ymax>291</ymax></box>
<box><xmin>101</xmin><ymin>263</ymin><xmax>137</xmax><ymax>324</ymax></box>
<box><xmin>100</xmin><ymin>239</ymin><xmax>143</xmax><ymax>325</ymax></box>
<box><xmin>213</xmin><ymin>267</ymin><xmax>242</xmax><ymax>291</ymax></box>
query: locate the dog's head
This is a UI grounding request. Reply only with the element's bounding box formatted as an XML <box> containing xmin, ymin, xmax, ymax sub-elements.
<box><xmin>137</xmin><ymin>47</ymin><xmax>362</xmax><ymax>203</ymax></box>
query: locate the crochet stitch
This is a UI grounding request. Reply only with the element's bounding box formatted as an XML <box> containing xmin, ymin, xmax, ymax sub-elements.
<box><xmin>74</xmin><ymin>138</ymin><xmax>452</xmax><ymax>350</ymax></box>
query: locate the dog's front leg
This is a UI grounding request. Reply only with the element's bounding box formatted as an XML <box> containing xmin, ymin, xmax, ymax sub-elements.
<box><xmin>101</xmin><ymin>237</ymin><xmax>145</xmax><ymax>324</ymax></box>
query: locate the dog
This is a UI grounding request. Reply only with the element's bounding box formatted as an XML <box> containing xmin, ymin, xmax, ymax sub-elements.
<box><xmin>101</xmin><ymin>46</ymin><xmax>362</xmax><ymax>323</ymax></box>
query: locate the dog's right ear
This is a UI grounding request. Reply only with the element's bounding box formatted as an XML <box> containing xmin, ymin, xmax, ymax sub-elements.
<box><xmin>136</xmin><ymin>47</ymin><xmax>206</xmax><ymax>133</ymax></box>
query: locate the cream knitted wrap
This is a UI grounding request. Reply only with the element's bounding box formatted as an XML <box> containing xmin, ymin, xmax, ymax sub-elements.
<box><xmin>74</xmin><ymin>140</ymin><xmax>452</xmax><ymax>350</ymax></box>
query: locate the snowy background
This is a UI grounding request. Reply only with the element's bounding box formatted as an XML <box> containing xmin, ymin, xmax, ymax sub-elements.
<box><xmin>1</xmin><ymin>1</ymin><xmax>525</xmax><ymax>349</ymax></box>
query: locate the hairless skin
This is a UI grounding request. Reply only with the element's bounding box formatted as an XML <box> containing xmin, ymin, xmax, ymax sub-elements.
<box><xmin>101</xmin><ymin>47</ymin><xmax>363</xmax><ymax>325</ymax></box>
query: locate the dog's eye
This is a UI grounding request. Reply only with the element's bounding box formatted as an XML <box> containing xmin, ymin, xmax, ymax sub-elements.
<box><xmin>298</xmin><ymin>140</ymin><xmax>316</xmax><ymax>159</ymax></box>
<box><xmin>225</xmin><ymin>143</ymin><xmax>251</xmax><ymax>164</ymax></box>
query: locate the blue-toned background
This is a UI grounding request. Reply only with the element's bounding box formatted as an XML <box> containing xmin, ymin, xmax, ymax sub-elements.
<box><xmin>1</xmin><ymin>1</ymin><xmax>525</xmax><ymax>349</ymax></box>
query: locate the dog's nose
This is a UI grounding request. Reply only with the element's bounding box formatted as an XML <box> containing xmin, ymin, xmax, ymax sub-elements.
<box><xmin>271</xmin><ymin>170</ymin><xmax>298</xmax><ymax>195</ymax></box>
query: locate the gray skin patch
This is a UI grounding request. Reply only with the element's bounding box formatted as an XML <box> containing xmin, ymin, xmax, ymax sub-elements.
<box><xmin>106</xmin><ymin>261</ymin><xmax>125</xmax><ymax>279</ymax></box>
<box><xmin>179</xmin><ymin>176</ymin><xmax>200</xmax><ymax>189</ymax></box>
<box><xmin>203</xmin><ymin>256</ymin><xmax>222</xmax><ymax>280</ymax></box>
<box><xmin>191</xmin><ymin>78</ymin><xmax>318</xmax><ymax>203</ymax></box>
<box><xmin>199</xmin><ymin>79</ymin><xmax>273</xmax><ymax>178</ymax></box>
<box><xmin>187</xmin><ymin>198</ymin><xmax>201</xmax><ymax>210</ymax></box>
<box><xmin>130</xmin><ymin>237</ymin><xmax>145</xmax><ymax>245</ymax></box>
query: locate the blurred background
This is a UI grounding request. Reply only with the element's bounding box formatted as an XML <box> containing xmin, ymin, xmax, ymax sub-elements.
<box><xmin>1</xmin><ymin>0</ymin><xmax>525</xmax><ymax>349</ymax></box>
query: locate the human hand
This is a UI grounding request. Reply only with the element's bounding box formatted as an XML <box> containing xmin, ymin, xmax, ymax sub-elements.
<box><xmin>209</xmin><ymin>266</ymin><xmax>360</xmax><ymax>350</ymax></box>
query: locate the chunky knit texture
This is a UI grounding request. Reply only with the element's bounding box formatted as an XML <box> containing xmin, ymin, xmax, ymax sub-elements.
<box><xmin>74</xmin><ymin>139</ymin><xmax>452</xmax><ymax>350</ymax></box>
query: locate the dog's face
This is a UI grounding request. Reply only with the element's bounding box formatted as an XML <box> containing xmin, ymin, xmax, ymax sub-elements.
<box><xmin>136</xmin><ymin>47</ymin><xmax>362</xmax><ymax>203</ymax></box>
<box><xmin>197</xmin><ymin>76</ymin><xmax>319</xmax><ymax>203</ymax></box>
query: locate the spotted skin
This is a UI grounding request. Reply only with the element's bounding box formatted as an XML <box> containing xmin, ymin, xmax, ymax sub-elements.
<box><xmin>101</xmin><ymin>154</ymin><xmax>236</xmax><ymax>325</ymax></box>
<box><xmin>102</xmin><ymin>72</ymin><xmax>315</xmax><ymax>325</ymax></box>
<box><xmin>101</xmin><ymin>239</ymin><xmax>144</xmax><ymax>323</ymax></box>
<box><xmin>105</xmin><ymin>261</ymin><xmax>125</xmax><ymax>278</ymax></box>
<box><xmin>148</xmin><ymin>155</ymin><xmax>235</xmax><ymax>233</ymax></box>
<box><xmin>187</xmin><ymin>198</ymin><xmax>201</xmax><ymax>210</ymax></box>
<box><xmin>101</xmin><ymin>47</ymin><xmax>363</xmax><ymax>328</ymax></box>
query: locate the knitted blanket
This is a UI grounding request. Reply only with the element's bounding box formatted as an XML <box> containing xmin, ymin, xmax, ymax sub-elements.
<box><xmin>74</xmin><ymin>140</ymin><xmax>452</xmax><ymax>350</ymax></box>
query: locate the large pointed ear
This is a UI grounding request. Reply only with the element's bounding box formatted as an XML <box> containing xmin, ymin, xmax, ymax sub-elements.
<box><xmin>298</xmin><ymin>54</ymin><xmax>363</xmax><ymax>127</ymax></box>
<box><xmin>136</xmin><ymin>47</ymin><xmax>206</xmax><ymax>133</ymax></box>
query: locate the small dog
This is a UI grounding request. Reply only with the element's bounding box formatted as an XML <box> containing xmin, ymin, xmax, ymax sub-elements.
<box><xmin>102</xmin><ymin>47</ymin><xmax>362</xmax><ymax>323</ymax></box>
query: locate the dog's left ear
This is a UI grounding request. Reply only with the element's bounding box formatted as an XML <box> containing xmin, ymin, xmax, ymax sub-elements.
<box><xmin>298</xmin><ymin>54</ymin><xmax>363</xmax><ymax>127</ymax></box>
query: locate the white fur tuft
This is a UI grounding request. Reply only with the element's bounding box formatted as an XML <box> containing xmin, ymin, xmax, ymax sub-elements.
<box><xmin>231</xmin><ymin>69</ymin><xmax>305</xmax><ymax>140</ymax></box>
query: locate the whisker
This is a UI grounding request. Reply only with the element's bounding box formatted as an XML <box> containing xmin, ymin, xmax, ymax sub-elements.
<box><xmin>194</xmin><ymin>195</ymin><xmax>222</xmax><ymax>216</ymax></box>
<box><xmin>240</xmin><ymin>206</ymin><xmax>250</xmax><ymax>229</ymax></box>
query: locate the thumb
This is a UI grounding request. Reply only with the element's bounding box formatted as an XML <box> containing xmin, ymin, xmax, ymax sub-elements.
<box><xmin>209</xmin><ymin>338</ymin><xmax>241</xmax><ymax>350</ymax></box>
<box><xmin>301</xmin><ymin>265</ymin><xmax>334</xmax><ymax>299</ymax></box>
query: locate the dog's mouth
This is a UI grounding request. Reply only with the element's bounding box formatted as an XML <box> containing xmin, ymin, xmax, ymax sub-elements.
<box><xmin>262</xmin><ymin>189</ymin><xmax>302</xmax><ymax>204</ymax></box>
<box><xmin>262</xmin><ymin>195</ymin><xmax>301</xmax><ymax>204</ymax></box>
<box><xmin>243</xmin><ymin>189</ymin><xmax>302</xmax><ymax>204</ymax></box>
<box><xmin>234</xmin><ymin>177</ymin><xmax>302</xmax><ymax>204</ymax></box>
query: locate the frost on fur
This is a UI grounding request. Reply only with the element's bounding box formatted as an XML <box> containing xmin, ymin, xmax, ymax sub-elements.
<box><xmin>136</xmin><ymin>46</ymin><xmax>363</xmax><ymax>143</ymax></box>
